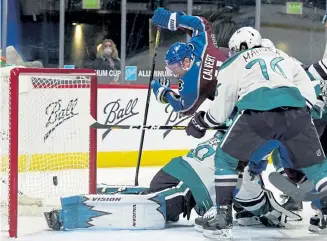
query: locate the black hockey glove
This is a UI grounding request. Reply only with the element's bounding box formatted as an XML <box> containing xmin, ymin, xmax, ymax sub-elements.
<box><xmin>186</xmin><ymin>111</ymin><xmax>209</xmax><ymax>139</ymax></box>
<box><xmin>182</xmin><ymin>191</ymin><xmax>196</xmax><ymax>220</ymax></box>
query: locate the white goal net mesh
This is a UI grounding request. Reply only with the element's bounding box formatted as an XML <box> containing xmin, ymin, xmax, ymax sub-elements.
<box><xmin>0</xmin><ymin>66</ymin><xmax>96</xmax><ymax>236</ymax></box>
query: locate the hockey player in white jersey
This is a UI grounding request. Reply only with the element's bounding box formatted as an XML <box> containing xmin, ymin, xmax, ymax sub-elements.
<box><xmin>185</xmin><ymin>26</ymin><xmax>327</xmax><ymax>239</ymax></box>
<box><xmin>259</xmin><ymin>38</ymin><xmax>327</xmax><ymax>232</ymax></box>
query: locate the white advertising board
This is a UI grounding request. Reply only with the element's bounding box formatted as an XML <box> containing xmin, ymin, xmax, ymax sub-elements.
<box><xmin>96</xmin><ymin>88</ymin><xmax>214</xmax><ymax>152</ymax></box>
<box><xmin>1</xmin><ymin>82</ymin><xmax>216</xmax><ymax>168</ymax></box>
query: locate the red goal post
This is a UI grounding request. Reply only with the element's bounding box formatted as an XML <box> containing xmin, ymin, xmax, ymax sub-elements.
<box><xmin>1</xmin><ymin>67</ymin><xmax>98</xmax><ymax>238</ymax></box>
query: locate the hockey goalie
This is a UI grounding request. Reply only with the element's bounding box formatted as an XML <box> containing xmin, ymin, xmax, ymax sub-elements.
<box><xmin>44</xmin><ymin>126</ymin><xmax>301</xmax><ymax>231</ymax></box>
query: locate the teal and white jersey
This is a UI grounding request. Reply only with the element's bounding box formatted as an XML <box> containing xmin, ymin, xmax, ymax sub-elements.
<box><xmin>162</xmin><ymin>130</ymin><xmax>266</xmax><ymax>215</ymax></box>
<box><xmin>304</xmin><ymin>58</ymin><xmax>327</xmax><ymax>120</ymax></box>
<box><xmin>162</xmin><ymin>132</ymin><xmax>225</xmax><ymax>213</ymax></box>
<box><xmin>203</xmin><ymin>47</ymin><xmax>317</xmax><ymax>125</ymax></box>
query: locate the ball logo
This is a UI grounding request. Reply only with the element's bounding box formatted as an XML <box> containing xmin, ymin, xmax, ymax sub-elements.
<box><xmin>125</xmin><ymin>66</ymin><xmax>137</xmax><ymax>81</ymax></box>
<box><xmin>126</xmin><ymin>69</ymin><xmax>135</xmax><ymax>77</ymax></box>
<box><xmin>163</xmin><ymin>104</ymin><xmax>191</xmax><ymax>139</ymax></box>
<box><xmin>44</xmin><ymin>98</ymin><xmax>79</xmax><ymax>141</ymax></box>
<box><xmin>102</xmin><ymin>98</ymin><xmax>139</xmax><ymax>140</ymax></box>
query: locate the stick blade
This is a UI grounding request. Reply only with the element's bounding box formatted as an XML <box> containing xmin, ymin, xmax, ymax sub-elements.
<box><xmin>268</xmin><ymin>172</ymin><xmax>306</xmax><ymax>201</ymax></box>
<box><xmin>269</xmin><ymin>172</ymin><xmax>327</xmax><ymax>201</ymax></box>
<box><xmin>88</xmin><ymin>115</ymin><xmax>97</xmax><ymax>128</ymax></box>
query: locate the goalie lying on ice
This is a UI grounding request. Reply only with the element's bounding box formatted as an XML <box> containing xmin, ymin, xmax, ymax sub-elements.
<box><xmin>44</xmin><ymin>131</ymin><xmax>300</xmax><ymax>231</ymax></box>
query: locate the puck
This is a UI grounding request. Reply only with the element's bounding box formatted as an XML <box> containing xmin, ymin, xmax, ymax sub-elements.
<box><xmin>53</xmin><ymin>176</ymin><xmax>58</xmax><ymax>186</ymax></box>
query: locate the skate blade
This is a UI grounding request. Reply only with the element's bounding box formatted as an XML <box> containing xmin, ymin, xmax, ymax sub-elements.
<box><xmin>194</xmin><ymin>224</ymin><xmax>203</xmax><ymax>233</ymax></box>
<box><xmin>203</xmin><ymin>228</ymin><xmax>233</xmax><ymax>240</ymax></box>
<box><xmin>309</xmin><ymin>225</ymin><xmax>327</xmax><ymax>234</ymax></box>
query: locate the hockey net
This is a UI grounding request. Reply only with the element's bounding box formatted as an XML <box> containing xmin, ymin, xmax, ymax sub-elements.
<box><xmin>0</xmin><ymin>67</ymin><xmax>98</xmax><ymax>238</ymax></box>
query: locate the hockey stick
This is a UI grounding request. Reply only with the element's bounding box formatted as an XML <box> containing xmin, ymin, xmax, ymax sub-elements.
<box><xmin>90</xmin><ymin>121</ymin><xmax>224</xmax><ymax>131</ymax></box>
<box><xmin>134</xmin><ymin>27</ymin><xmax>161</xmax><ymax>186</ymax></box>
<box><xmin>268</xmin><ymin>172</ymin><xmax>327</xmax><ymax>201</ymax></box>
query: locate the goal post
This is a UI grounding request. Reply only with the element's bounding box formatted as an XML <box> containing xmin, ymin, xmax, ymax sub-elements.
<box><xmin>1</xmin><ymin>67</ymin><xmax>98</xmax><ymax>238</ymax></box>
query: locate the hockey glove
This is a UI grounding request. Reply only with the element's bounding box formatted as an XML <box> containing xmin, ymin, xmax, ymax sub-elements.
<box><xmin>151</xmin><ymin>79</ymin><xmax>171</xmax><ymax>104</ymax></box>
<box><xmin>182</xmin><ymin>191</ymin><xmax>196</xmax><ymax>220</ymax></box>
<box><xmin>186</xmin><ymin>111</ymin><xmax>209</xmax><ymax>139</ymax></box>
<box><xmin>151</xmin><ymin>79</ymin><xmax>181</xmax><ymax>106</ymax></box>
<box><xmin>152</xmin><ymin>8</ymin><xmax>183</xmax><ymax>31</ymax></box>
<box><xmin>159</xmin><ymin>77</ymin><xmax>170</xmax><ymax>88</ymax></box>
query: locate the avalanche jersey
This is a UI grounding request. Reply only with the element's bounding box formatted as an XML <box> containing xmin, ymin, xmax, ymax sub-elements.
<box><xmin>173</xmin><ymin>15</ymin><xmax>229</xmax><ymax>115</ymax></box>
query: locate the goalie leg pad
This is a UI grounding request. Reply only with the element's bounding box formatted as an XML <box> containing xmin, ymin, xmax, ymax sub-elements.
<box><xmin>96</xmin><ymin>184</ymin><xmax>149</xmax><ymax>194</ymax></box>
<box><xmin>234</xmin><ymin>169</ymin><xmax>266</xmax><ymax>213</ymax></box>
<box><xmin>57</xmin><ymin>194</ymin><xmax>166</xmax><ymax>230</ymax></box>
<box><xmin>235</xmin><ymin>170</ymin><xmax>302</xmax><ymax>227</ymax></box>
<box><xmin>148</xmin><ymin>169</ymin><xmax>197</xmax><ymax>221</ymax></box>
<box><xmin>259</xmin><ymin>188</ymin><xmax>302</xmax><ymax>227</ymax></box>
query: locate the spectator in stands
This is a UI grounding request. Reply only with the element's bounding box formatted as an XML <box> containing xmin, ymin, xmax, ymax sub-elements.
<box><xmin>88</xmin><ymin>39</ymin><xmax>121</xmax><ymax>83</ymax></box>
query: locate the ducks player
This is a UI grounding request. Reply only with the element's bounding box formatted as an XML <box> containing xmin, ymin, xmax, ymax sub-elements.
<box><xmin>185</xmin><ymin>26</ymin><xmax>327</xmax><ymax>239</ymax></box>
<box><xmin>258</xmin><ymin>38</ymin><xmax>327</xmax><ymax>232</ymax></box>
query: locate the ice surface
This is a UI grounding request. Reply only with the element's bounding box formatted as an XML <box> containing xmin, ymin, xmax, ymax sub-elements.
<box><xmin>2</xmin><ymin>165</ymin><xmax>327</xmax><ymax>241</ymax></box>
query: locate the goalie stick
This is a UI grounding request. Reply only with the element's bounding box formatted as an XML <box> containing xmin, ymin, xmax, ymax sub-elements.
<box><xmin>268</xmin><ymin>172</ymin><xmax>327</xmax><ymax>201</ymax></box>
<box><xmin>90</xmin><ymin>121</ymin><xmax>224</xmax><ymax>131</ymax></box>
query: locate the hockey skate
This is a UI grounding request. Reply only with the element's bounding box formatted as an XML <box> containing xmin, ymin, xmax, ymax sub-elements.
<box><xmin>233</xmin><ymin>201</ymin><xmax>261</xmax><ymax>226</ymax></box>
<box><xmin>309</xmin><ymin>204</ymin><xmax>327</xmax><ymax>233</ymax></box>
<box><xmin>202</xmin><ymin>205</ymin><xmax>233</xmax><ymax>240</ymax></box>
<box><xmin>194</xmin><ymin>216</ymin><xmax>206</xmax><ymax>232</ymax></box>
<box><xmin>235</xmin><ymin>209</ymin><xmax>261</xmax><ymax>226</ymax></box>
<box><xmin>44</xmin><ymin>209</ymin><xmax>62</xmax><ymax>231</ymax></box>
<box><xmin>194</xmin><ymin>206</ymin><xmax>215</xmax><ymax>232</ymax></box>
<box><xmin>281</xmin><ymin>194</ymin><xmax>303</xmax><ymax>212</ymax></box>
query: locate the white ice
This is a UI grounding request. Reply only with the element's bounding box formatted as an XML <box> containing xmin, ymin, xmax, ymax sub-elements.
<box><xmin>2</xmin><ymin>165</ymin><xmax>327</xmax><ymax>241</ymax></box>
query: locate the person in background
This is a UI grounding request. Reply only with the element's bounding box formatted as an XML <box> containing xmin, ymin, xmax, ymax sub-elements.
<box><xmin>89</xmin><ymin>39</ymin><xmax>121</xmax><ymax>83</ymax></box>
